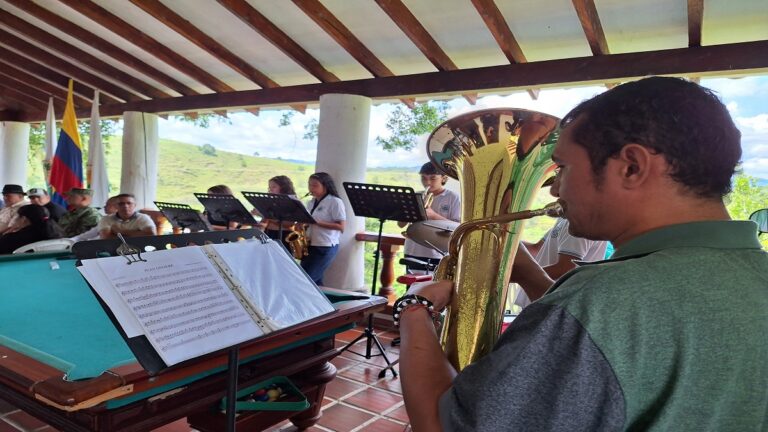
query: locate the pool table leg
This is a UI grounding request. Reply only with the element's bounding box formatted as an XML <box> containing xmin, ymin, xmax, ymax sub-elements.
<box><xmin>290</xmin><ymin>361</ymin><xmax>337</xmax><ymax>429</ymax></box>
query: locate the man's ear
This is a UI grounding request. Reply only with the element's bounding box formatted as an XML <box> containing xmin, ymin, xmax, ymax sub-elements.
<box><xmin>616</xmin><ymin>144</ymin><xmax>657</xmax><ymax>188</ymax></box>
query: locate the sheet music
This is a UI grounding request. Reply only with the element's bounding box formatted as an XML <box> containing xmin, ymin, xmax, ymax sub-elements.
<box><xmin>80</xmin><ymin>246</ymin><xmax>264</xmax><ymax>366</ymax></box>
<box><xmin>206</xmin><ymin>240</ymin><xmax>335</xmax><ymax>330</ymax></box>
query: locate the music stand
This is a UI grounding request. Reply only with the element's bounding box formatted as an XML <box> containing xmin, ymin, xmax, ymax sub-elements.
<box><xmin>154</xmin><ymin>201</ymin><xmax>210</xmax><ymax>232</ymax></box>
<box><xmin>241</xmin><ymin>192</ymin><xmax>316</xmax><ymax>250</ymax></box>
<box><xmin>341</xmin><ymin>182</ymin><xmax>426</xmax><ymax>378</ymax></box>
<box><xmin>194</xmin><ymin>193</ymin><xmax>258</xmax><ymax>228</ymax></box>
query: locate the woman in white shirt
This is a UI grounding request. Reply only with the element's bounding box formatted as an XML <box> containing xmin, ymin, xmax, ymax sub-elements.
<box><xmin>301</xmin><ymin>172</ymin><xmax>346</xmax><ymax>285</ymax></box>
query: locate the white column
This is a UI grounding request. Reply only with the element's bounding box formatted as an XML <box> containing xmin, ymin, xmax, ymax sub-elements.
<box><xmin>121</xmin><ymin>112</ymin><xmax>159</xmax><ymax>209</ymax></box>
<box><xmin>0</xmin><ymin>122</ymin><xmax>30</xmax><ymax>187</ymax></box>
<box><xmin>315</xmin><ymin>94</ymin><xmax>371</xmax><ymax>291</ymax></box>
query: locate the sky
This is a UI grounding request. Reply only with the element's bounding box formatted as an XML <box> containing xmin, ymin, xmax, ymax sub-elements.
<box><xmin>157</xmin><ymin>76</ymin><xmax>768</xmax><ymax>179</ymax></box>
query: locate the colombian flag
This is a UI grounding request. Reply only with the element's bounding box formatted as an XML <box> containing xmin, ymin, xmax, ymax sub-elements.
<box><xmin>49</xmin><ymin>80</ymin><xmax>83</xmax><ymax>207</ymax></box>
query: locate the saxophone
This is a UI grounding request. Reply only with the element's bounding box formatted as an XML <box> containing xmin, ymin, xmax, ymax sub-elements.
<box><xmin>285</xmin><ymin>223</ymin><xmax>309</xmax><ymax>259</ymax></box>
<box><xmin>426</xmin><ymin>109</ymin><xmax>561</xmax><ymax>370</ymax></box>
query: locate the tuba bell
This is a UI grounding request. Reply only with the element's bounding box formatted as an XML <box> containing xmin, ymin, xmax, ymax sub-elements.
<box><xmin>426</xmin><ymin>108</ymin><xmax>561</xmax><ymax>371</ymax></box>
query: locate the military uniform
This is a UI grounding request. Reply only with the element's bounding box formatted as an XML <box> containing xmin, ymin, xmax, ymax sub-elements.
<box><xmin>59</xmin><ymin>207</ymin><xmax>101</xmax><ymax>237</ymax></box>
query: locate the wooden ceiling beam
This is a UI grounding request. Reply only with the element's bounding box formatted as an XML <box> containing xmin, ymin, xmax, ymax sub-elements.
<box><xmin>0</xmin><ymin>84</ymin><xmax>46</xmax><ymax>112</ymax></box>
<box><xmin>0</xmin><ymin>45</ymin><xmax>116</xmax><ymax>105</ymax></box>
<box><xmin>572</xmin><ymin>0</ymin><xmax>610</xmax><ymax>55</ymax></box>
<box><xmin>217</xmin><ymin>0</ymin><xmax>339</xmax><ymax>83</ymax></box>
<box><xmin>373</xmin><ymin>0</ymin><xmax>477</xmax><ymax>105</ymax></box>
<box><xmin>0</xmin><ymin>9</ymin><xmax>168</xmax><ymax>100</ymax></box>
<box><xmin>128</xmin><ymin>0</ymin><xmax>279</xmax><ymax>89</ymax></box>
<box><xmin>291</xmin><ymin>0</ymin><xmax>417</xmax><ymax>108</ymax></box>
<box><xmin>688</xmin><ymin>0</ymin><xmax>704</xmax><ymax>47</ymax></box>
<box><xmin>470</xmin><ymin>0</ymin><xmax>539</xmax><ymax>100</ymax></box>
<box><xmin>0</xmin><ymin>73</ymin><xmax>66</xmax><ymax>113</ymax></box>
<box><xmin>60</xmin><ymin>0</ymin><xmax>235</xmax><ymax>93</ymax></box>
<box><xmin>16</xmin><ymin>40</ymin><xmax>768</xmax><ymax>122</ymax></box>
<box><xmin>5</xmin><ymin>0</ymin><xmax>198</xmax><ymax>96</ymax></box>
<box><xmin>0</xmin><ymin>62</ymin><xmax>91</xmax><ymax>109</ymax></box>
<box><xmin>0</xmin><ymin>29</ymin><xmax>140</xmax><ymax>102</ymax></box>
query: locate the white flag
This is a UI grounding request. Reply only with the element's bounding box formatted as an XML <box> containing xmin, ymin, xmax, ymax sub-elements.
<box><xmin>87</xmin><ymin>90</ymin><xmax>109</xmax><ymax>208</ymax></box>
<box><xmin>43</xmin><ymin>97</ymin><xmax>56</xmax><ymax>186</ymax></box>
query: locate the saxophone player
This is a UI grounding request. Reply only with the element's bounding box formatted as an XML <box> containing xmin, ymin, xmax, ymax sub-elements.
<box><xmin>398</xmin><ymin>162</ymin><xmax>461</xmax><ymax>273</ymax></box>
<box><xmin>398</xmin><ymin>77</ymin><xmax>768</xmax><ymax>431</ymax></box>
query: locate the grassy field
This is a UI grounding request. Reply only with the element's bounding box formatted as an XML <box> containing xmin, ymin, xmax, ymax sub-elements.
<box><xmin>26</xmin><ymin>137</ymin><xmax>557</xmax><ymax>294</ymax></box>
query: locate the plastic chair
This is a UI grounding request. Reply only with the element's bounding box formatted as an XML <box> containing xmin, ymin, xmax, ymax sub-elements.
<box><xmin>13</xmin><ymin>238</ymin><xmax>76</xmax><ymax>254</ymax></box>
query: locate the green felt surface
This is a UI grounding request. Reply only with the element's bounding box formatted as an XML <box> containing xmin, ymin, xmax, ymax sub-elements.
<box><xmin>0</xmin><ymin>255</ymin><xmax>135</xmax><ymax>380</ymax></box>
<box><xmin>0</xmin><ymin>254</ymin><xmax>354</xmax><ymax>384</ymax></box>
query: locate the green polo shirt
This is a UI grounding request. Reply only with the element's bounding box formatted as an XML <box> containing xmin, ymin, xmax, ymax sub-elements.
<box><xmin>440</xmin><ymin>221</ymin><xmax>768</xmax><ymax>431</ymax></box>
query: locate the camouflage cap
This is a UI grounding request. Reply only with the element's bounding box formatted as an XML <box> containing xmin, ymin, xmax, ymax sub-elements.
<box><xmin>67</xmin><ymin>188</ymin><xmax>93</xmax><ymax>197</ymax></box>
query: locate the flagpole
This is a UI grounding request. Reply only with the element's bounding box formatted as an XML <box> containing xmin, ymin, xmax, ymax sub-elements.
<box><xmin>44</xmin><ymin>97</ymin><xmax>56</xmax><ymax>192</ymax></box>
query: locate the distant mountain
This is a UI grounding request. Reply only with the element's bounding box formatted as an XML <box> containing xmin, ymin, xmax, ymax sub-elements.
<box><xmin>757</xmin><ymin>178</ymin><xmax>768</xmax><ymax>187</ymax></box>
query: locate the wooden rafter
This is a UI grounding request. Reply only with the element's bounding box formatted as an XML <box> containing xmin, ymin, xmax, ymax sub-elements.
<box><xmin>0</xmin><ymin>84</ymin><xmax>46</xmax><ymax>111</ymax></box>
<box><xmin>217</xmin><ymin>0</ymin><xmax>339</xmax><ymax>83</ymax></box>
<box><xmin>0</xmin><ymin>72</ymin><xmax>66</xmax><ymax>113</ymax></box>
<box><xmin>470</xmin><ymin>0</ymin><xmax>539</xmax><ymax>100</ymax></box>
<box><xmin>0</xmin><ymin>62</ymin><xmax>91</xmax><ymax>109</ymax></box>
<box><xmin>687</xmin><ymin>0</ymin><xmax>704</xmax><ymax>47</ymax></box>
<box><xmin>60</xmin><ymin>0</ymin><xmax>235</xmax><ymax>93</ymax></box>
<box><xmin>0</xmin><ymin>29</ymin><xmax>140</xmax><ymax>102</ymax></box>
<box><xmin>5</xmin><ymin>0</ymin><xmax>198</xmax><ymax>96</ymax></box>
<box><xmin>291</xmin><ymin>0</ymin><xmax>415</xmax><ymax>108</ymax></box>
<box><xmin>572</xmin><ymin>0</ymin><xmax>610</xmax><ymax>55</ymax></box>
<box><xmin>128</xmin><ymin>0</ymin><xmax>279</xmax><ymax>90</ymax></box>
<box><xmin>373</xmin><ymin>0</ymin><xmax>477</xmax><ymax>105</ymax></box>
<box><xmin>0</xmin><ymin>9</ymin><xmax>169</xmax><ymax>100</ymax></box>
<box><xmin>0</xmin><ymin>46</ymin><xmax>115</xmax><ymax>105</ymax></box>
<box><xmin>15</xmin><ymin>40</ymin><xmax>765</xmax><ymax>122</ymax></box>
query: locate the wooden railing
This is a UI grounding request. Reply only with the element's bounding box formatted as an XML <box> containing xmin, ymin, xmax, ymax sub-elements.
<box><xmin>354</xmin><ymin>232</ymin><xmax>405</xmax><ymax>302</ymax></box>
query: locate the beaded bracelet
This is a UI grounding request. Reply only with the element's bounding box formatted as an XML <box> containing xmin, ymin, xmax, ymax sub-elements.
<box><xmin>393</xmin><ymin>294</ymin><xmax>436</xmax><ymax>327</ymax></box>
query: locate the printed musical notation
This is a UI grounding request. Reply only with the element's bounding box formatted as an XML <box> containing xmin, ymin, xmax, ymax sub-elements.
<box><xmin>80</xmin><ymin>246</ymin><xmax>264</xmax><ymax>366</ymax></box>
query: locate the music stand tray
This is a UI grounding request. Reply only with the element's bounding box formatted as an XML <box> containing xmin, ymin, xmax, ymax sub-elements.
<box><xmin>155</xmin><ymin>201</ymin><xmax>210</xmax><ymax>232</ymax></box>
<box><xmin>194</xmin><ymin>193</ymin><xmax>258</xmax><ymax>227</ymax></box>
<box><xmin>340</xmin><ymin>183</ymin><xmax>427</xmax><ymax>378</ymax></box>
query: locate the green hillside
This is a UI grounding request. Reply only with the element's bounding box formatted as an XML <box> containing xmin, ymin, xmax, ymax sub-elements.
<box><xmin>25</xmin><ymin>137</ymin><xmax>558</xmax><ymax>294</ymax></box>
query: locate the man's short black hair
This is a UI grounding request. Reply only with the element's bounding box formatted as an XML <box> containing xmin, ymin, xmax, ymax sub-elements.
<box><xmin>561</xmin><ymin>76</ymin><xmax>741</xmax><ymax>198</ymax></box>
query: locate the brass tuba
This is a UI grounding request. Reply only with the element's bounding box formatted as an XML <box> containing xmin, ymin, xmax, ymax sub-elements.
<box><xmin>426</xmin><ymin>108</ymin><xmax>561</xmax><ymax>371</ymax></box>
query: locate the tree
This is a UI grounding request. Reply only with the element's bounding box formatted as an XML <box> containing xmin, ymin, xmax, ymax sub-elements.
<box><xmin>278</xmin><ymin>111</ymin><xmax>318</xmax><ymax>143</ymax></box>
<box><xmin>726</xmin><ymin>173</ymin><xmax>768</xmax><ymax>249</ymax></box>
<box><xmin>199</xmin><ymin>143</ymin><xmax>217</xmax><ymax>156</ymax></box>
<box><xmin>375</xmin><ymin>101</ymin><xmax>449</xmax><ymax>151</ymax></box>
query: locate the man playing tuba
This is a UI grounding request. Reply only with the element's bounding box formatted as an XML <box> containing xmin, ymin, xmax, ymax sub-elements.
<box><xmin>397</xmin><ymin>77</ymin><xmax>768</xmax><ymax>431</ymax></box>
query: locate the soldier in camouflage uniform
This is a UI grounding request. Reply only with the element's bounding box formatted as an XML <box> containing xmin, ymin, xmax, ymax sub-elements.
<box><xmin>58</xmin><ymin>188</ymin><xmax>101</xmax><ymax>237</ymax></box>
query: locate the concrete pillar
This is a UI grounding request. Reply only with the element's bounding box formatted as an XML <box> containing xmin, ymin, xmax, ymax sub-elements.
<box><xmin>0</xmin><ymin>122</ymin><xmax>30</xmax><ymax>187</ymax></box>
<box><xmin>121</xmin><ymin>112</ymin><xmax>159</xmax><ymax>209</ymax></box>
<box><xmin>315</xmin><ymin>94</ymin><xmax>371</xmax><ymax>291</ymax></box>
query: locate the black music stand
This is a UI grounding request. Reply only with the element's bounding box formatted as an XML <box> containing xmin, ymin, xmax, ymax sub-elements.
<box><xmin>340</xmin><ymin>182</ymin><xmax>426</xmax><ymax>378</ymax></box>
<box><xmin>241</xmin><ymin>192</ymin><xmax>316</xmax><ymax>250</ymax></box>
<box><xmin>154</xmin><ymin>201</ymin><xmax>210</xmax><ymax>232</ymax></box>
<box><xmin>194</xmin><ymin>193</ymin><xmax>258</xmax><ymax>228</ymax></box>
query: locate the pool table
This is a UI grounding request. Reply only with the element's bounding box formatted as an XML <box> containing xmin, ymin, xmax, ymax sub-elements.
<box><xmin>0</xmin><ymin>252</ymin><xmax>385</xmax><ymax>431</ymax></box>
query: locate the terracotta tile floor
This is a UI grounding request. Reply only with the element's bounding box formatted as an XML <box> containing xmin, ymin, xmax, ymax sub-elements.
<box><xmin>0</xmin><ymin>327</ymin><xmax>410</xmax><ymax>432</ymax></box>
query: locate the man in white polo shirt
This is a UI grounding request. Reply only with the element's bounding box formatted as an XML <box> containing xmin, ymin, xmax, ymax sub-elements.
<box><xmin>514</xmin><ymin>217</ymin><xmax>608</xmax><ymax>308</ymax></box>
<box><xmin>98</xmin><ymin>193</ymin><xmax>156</xmax><ymax>239</ymax></box>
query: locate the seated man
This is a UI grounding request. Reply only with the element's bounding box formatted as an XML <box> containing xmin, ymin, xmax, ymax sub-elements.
<box><xmin>58</xmin><ymin>188</ymin><xmax>101</xmax><ymax>237</ymax></box>
<box><xmin>98</xmin><ymin>193</ymin><xmax>156</xmax><ymax>238</ymax></box>
<box><xmin>27</xmin><ymin>188</ymin><xmax>67</xmax><ymax>223</ymax></box>
<box><xmin>513</xmin><ymin>217</ymin><xmax>608</xmax><ymax>308</ymax></box>
<box><xmin>0</xmin><ymin>184</ymin><xmax>29</xmax><ymax>234</ymax></box>
<box><xmin>398</xmin><ymin>77</ymin><xmax>768</xmax><ymax>431</ymax></box>
<box><xmin>71</xmin><ymin>196</ymin><xmax>119</xmax><ymax>242</ymax></box>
